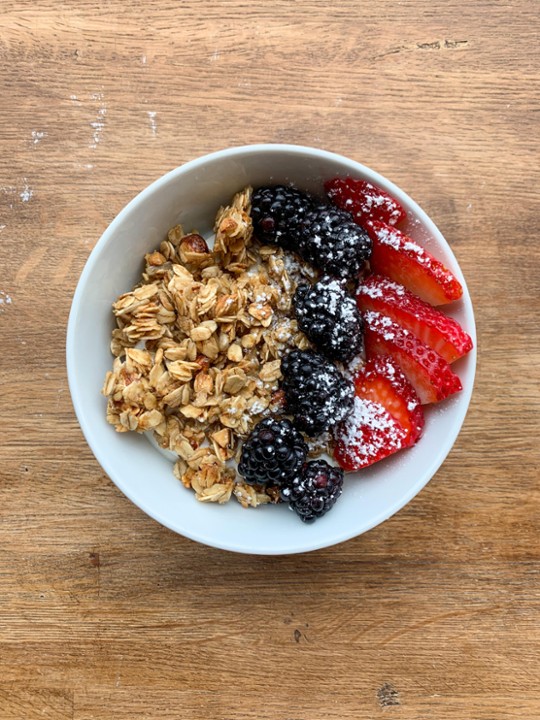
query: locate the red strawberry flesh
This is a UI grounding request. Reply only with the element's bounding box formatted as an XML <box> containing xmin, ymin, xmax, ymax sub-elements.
<box><xmin>333</xmin><ymin>397</ymin><xmax>408</xmax><ymax>471</ymax></box>
<box><xmin>363</xmin><ymin>310</ymin><xmax>463</xmax><ymax>404</ymax></box>
<box><xmin>325</xmin><ymin>177</ymin><xmax>407</xmax><ymax>226</ymax></box>
<box><xmin>333</xmin><ymin>356</ymin><xmax>424</xmax><ymax>471</ymax></box>
<box><xmin>366</xmin><ymin>220</ymin><xmax>463</xmax><ymax>305</ymax></box>
<box><xmin>355</xmin><ymin>356</ymin><xmax>424</xmax><ymax>446</ymax></box>
<box><xmin>357</xmin><ymin>274</ymin><xmax>473</xmax><ymax>363</ymax></box>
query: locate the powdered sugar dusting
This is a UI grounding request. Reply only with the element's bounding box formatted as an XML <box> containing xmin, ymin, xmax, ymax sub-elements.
<box><xmin>89</xmin><ymin>93</ymin><xmax>107</xmax><ymax>148</ymax></box>
<box><xmin>147</xmin><ymin>111</ymin><xmax>157</xmax><ymax>136</ymax></box>
<box><xmin>336</xmin><ymin>396</ymin><xmax>407</xmax><ymax>460</ymax></box>
<box><xmin>283</xmin><ymin>251</ymin><xmax>318</xmax><ymax>283</ymax></box>
<box><xmin>374</xmin><ymin>225</ymin><xmax>456</xmax><ymax>285</ymax></box>
<box><xmin>20</xmin><ymin>181</ymin><xmax>33</xmax><ymax>202</ymax></box>
<box><xmin>340</xmin><ymin>352</ymin><xmax>364</xmax><ymax>382</ymax></box>
<box><xmin>0</xmin><ymin>290</ymin><xmax>13</xmax><ymax>310</ymax></box>
<box><xmin>366</xmin><ymin>311</ymin><xmax>396</xmax><ymax>341</ymax></box>
<box><xmin>375</xmin><ymin>224</ymin><xmax>401</xmax><ymax>251</ymax></box>
<box><xmin>295</xmin><ymin>276</ymin><xmax>362</xmax><ymax>361</ymax></box>
<box><xmin>31</xmin><ymin>130</ymin><xmax>46</xmax><ymax>145</ymax></box>
<box><xmin>358</xmin><ymin>275</ymin><xmax>406</xmax><ymax>299</ymax></box>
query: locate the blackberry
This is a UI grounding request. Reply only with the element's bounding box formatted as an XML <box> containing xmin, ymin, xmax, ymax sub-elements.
<box><xmin>294</xmin><ymin>277</ymin><xmax>364</xmax><ymax>363</ymax></box>
<box><xmin>297</xmin><ymin>203</ymin><xmax>371</xmax><ymax>279</ymax></box>
<box><xmin>281</xmin><ymin>459</ymin><xmax>344</xmax><ymax>523</ymax></box>
<box><xmin>281</xmin><ymin>349</ymin><xmax>354</xmax><ymax>436</ymax></box>
<box><xmin>251</xmin><ymin>185</ymin><xmax>314</xmax><ymax>250</ymax></box>
<box><xmin>238</xmin><ymin>418</ymin><xmax>308</xmax><ymax>486</ymax></box>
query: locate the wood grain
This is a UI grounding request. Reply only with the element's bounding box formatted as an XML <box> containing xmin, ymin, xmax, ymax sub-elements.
<box><xmin>1</xmin><ymin>1</ymin><xmax>539</xmax><ymax>718</ymax></box>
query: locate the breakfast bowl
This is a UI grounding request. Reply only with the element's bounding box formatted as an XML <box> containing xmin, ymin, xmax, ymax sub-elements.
<box><xmin>66</xmin><ymin>144</ymin><xmax>476</xmax><ymax>555</ymax></box>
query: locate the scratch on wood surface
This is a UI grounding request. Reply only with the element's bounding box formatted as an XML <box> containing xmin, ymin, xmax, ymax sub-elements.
<box><xmin>378</xmin><ymin>605</ymin><xmax>502</xmax><ymax>647</ymax></box>
<box><xmin>372</xmin><ymin>45</ymin><xmax>408</xmax><ymax>61</ymax></box>
<box><xmin>373</xmin><ymin>39</ymin><xmax>468</xmax><ymax>61</ymax></box>
<box><xmin>417</xmin><ymin>41</ymin><xmax>443</xmax><ymax>50</ymax></box>
<box><xmin>444</xmin><ymin>39</ymin><xmax>469</xmax><ymax>48</ymax></box>
<box><xmin>417</xmin><ymin>39</ymin><xmax>469</xmax><ymax>50</ymax></box>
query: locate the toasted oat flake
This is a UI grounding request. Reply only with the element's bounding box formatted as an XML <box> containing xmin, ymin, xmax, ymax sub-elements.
<box><xmin>102</xmin><ymin>186</ymin><xmax>312</xmax><ymax>506</ymax></box>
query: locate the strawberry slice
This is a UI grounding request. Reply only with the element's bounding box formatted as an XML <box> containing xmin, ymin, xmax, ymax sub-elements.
<box><xmin>354</xmin><ymin>356</ymin><xmax>424</xmax><ymax>446</ymax></box>
<box><xmin>325</xmin><ymin>177</ymin><xmax>407</xmax><ymax>226</ymax></box>
<box><xmin>333</xmin><ymin>398</ymin><xmax>408</xmax><ymax>471</ymax></box>
<box><xmin>333</xmin><ymin>357</ymin><xmax>424</xmax><ymax>471</ymax></box>
<box><xmin>363</xmin><ymin>310</ymin><xmax>463</xmax><ymax>404</ymax></box>
<box><xmin>357</xmin><ymin>275</ymin><xmax>473</xmax><ymax>363</ymax></box>
<box><xmin>366</xmin><ymin>220</ymin><xmax>463</xmax><ymax>305</ymax></box>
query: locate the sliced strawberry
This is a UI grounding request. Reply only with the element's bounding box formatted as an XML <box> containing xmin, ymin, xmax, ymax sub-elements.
<box><xmin>363</xmin><ymin>311</ymin><xmax>463</xmax><ymax>404</ymax></box>
<box><xmin>357</xmin><ymin>275</ymin><xmax>473</xmax><ymax>363</ymax></box>
<box><xmin>354</xmin><ymin>356</ymin><xmax>424</xmax><ymax>447</ymax></box>
<box><xmin>333</xmin><ymin>397</ymin><xmax>409</xmax><ymax>471</ymax></box>
<box><xmin>333</xmin><ymin>356</ymin><xmax>424</xmax><ymax>471</ymax></box>
<box><xmin>366</xmin><ymin>220</ymin><xmax>463</xmax><ymax>305</ymax></box>
<box><xmin>325</xmin><ymin>177</ymin><xmax>407</xmax><ymax>227</ymax></box>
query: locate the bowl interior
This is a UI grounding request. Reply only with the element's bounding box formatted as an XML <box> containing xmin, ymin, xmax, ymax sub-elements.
<box><xmin>67</xmin><ymin>145</ymin><xmax>476</xmax><ymax>554</ymax></box>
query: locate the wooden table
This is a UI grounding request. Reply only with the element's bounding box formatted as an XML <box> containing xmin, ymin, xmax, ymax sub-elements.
<box><xmin>1</xmin><ymin>2</ymin><xmax>538</xmax><ymax>718</ymax></box>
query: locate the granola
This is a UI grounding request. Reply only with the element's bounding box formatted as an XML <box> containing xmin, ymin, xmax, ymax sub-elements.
<box><xmin>102</xmin><ymin>187</ymin><xmax>312</xmax><ymax>506</ymax></box>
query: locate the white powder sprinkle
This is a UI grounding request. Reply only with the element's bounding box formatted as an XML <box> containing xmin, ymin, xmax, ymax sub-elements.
<box><xmin>365</xmin><ymin>310</ymin><xmax>400</xmax><ymax>342</ymax></box>
<box><xmin>376</xmin><ymin>225</ymin><xmax>401</xmax><ymax>251</ymax></box>
<box><xmin>89</xmin><ymin>93</ymin><xmax>107</xmax><ymax>148</ymax></box>
<box><xmin>31</xmin><ymin>130</ymin><xmax>46</xmax><ymax>145</ymax></box>
<box><xmin>90</xmin><ymin>108</ymin><xmax>107</xmax><ymax>147</ymax></box>
<box><xmin>147</xmin><ymin>110</ymin><xmax>157</xmax><ymax>136</ymax></box>
<box><xmin>249</xmin><ymin>400</ymin><xmax>266</xmax><ymax>416</ymax></box>
<box><xmin>336</xmin><ymin>396</ymin><xmax>406</xmax><ymax>460</ymax></box>
<box><xmin>359</xmin><ymin>283</ymin><xmax>383</xmax><ymax>299</ymax></box>
<box><xmin>0</xmin><ymin>291</ymin><xmax>13</xmax><ymax>308</ymax></box>
<box><xmin>340</xmin><ymin>353</ymin><xmax>364</xmax><ymax>381</ymax></box>
<box><xmin>353</xmin><ymin>184</ymin><xmax>402</xmax><ymax>224</ymax></box>
<box><xmin>373</xmin><ymin>226</ymin><xmax>455</xmax><ymax>283</ymax></box>
<box><xmin>359</xmin><ymin>275</ymin><xmax>406</xmax><ymax>299</ymax></box>
<box><xmin>20</xmin><ymin>181</ymin><xmax>33</xmax><ymax>202</ymax></box>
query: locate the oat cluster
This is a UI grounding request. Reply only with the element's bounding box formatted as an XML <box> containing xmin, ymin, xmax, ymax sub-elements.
<box><xmin>102</xmin><ymin>187</ymin><xmax>311</xmax><ymax>507</ymax></box>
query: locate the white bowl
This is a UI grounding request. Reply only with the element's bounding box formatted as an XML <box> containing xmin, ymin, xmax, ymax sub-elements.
<box><xmin>67</xmin><ymin>144</ymin><xmax>476</xmax><ymax>555</ymax></box>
